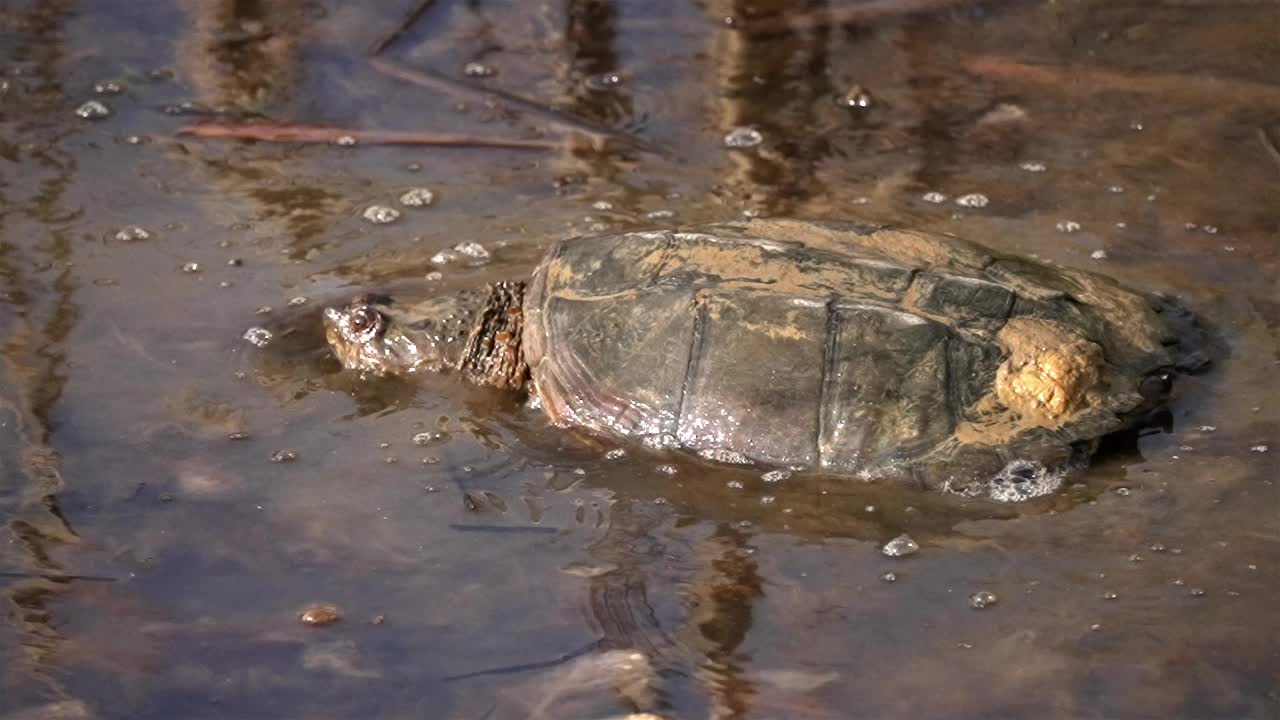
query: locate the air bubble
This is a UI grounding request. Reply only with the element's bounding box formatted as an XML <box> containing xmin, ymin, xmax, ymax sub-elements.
<box><xmin>94</xmin><ymin>80</ymin><xmax>124</xmax><ymax>95</ymax></box>
<box><xmin>969</xmin><ymin>591</ymin><xmax>998</xmax><ymax>609</ymax></box>
<box><xmin>921</xmin><ymin>191</ymin><xmax>947</xmax><ymax>204</ymax></box>
<box><xmin>1056</xmin><ymin>220</ymin><xmax>1082</xmax><ymax>233</ymax></box>
<box><xmin>75</xmin><ymin>100</ymin><xmax>111</xmax><ymax>119</ymax></box>
<box><xmin>762</xmin><ymin>469</ymin><xmax>791</xmax><ymax>483</ymax></box>
<box><xmin>271</xmin><ymin>449</ymin><xmax>298</xmax><ymax>463</ymax></box>
<box><xmin>955</xmin><ymin>193</ymin><xmax>989</xmax><ymax>208</ymax></box>
<box><xmin>882</xmin><ymin>534</ymin><xmax>919</xmax><ymax>558</ymax></box>
<box><xmin>181</xmin><ymin>262</ymin><xmax>201</xmax><ymax>273</ymax></box>
<box><xmin>242</xmin><ymin>327</ymin><xmax>272</xmax><ymax>347</ymax></box>
<box><xmin>463</xmin><ymin>62</ymin><xmax>496</xmax><ymax>77</ymax></box>
<box><xmin>431</xmin><ymin>241</ymin><xmax>491</xmax><ymax>266</ymax></box>
<box><xmin>1090</xmin><ymin>250</ymin><xmax>1107</xmax><ymax>260</ymax></box>
<box><xmin>114</xmin><ymin>226</ymin><xmax>151</xmax><ymax>242</ymax></box>
<box><xmin>1019</xmin><ymin>161</ymin><xmax>1047</xmax><ymax>172</ymax></box>
<box><xmin>723</xmin><ymin>126</ymin><xmax>763</xmax><ymax>149</ymax></box>
<box><xmin>604</xmin><ymin>448</ymin><xmax>626</xmax><ymax>460</ymax></box>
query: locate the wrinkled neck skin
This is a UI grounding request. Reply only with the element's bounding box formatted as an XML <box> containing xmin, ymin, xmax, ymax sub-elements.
<box><xmin>371</xmin><ymin>281</ymin><xmax>528</xmax><ymax>389</ymax></box>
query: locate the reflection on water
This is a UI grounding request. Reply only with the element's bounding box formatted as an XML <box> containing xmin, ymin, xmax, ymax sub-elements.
<box><xmin>1</xmin><ymin>0</ymin><xmax>1278</xmax><ymax>717</ymax></box>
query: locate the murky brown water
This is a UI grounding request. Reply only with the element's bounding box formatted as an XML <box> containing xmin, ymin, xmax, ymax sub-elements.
<box><xmin>2</xmin><ymin>0</ymin><xmax>1278</xmax><ymax>718</ymax></box>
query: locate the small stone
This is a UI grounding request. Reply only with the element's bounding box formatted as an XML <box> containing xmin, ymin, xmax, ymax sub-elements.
<box><xmin>297</xmin><ymin>603</ymin><xmax>343</xmax><ymax>627</ymax></box>
<box><xmin>75</xmin><ymin>100</ymin><xmax>111</xmax><ymax>119</ymax></box>
<box><xmin>881</xmin><ymin>571</ymin><xmax>897</xmax><ymax>582</ymax></box>
<box><xmin>1188</xmin><ymin>587</ymin><xmax>1207</xmax><ymax>597</ymax></box>
<box><xmin>1090</xmin><ymin>250</ymin><xmax>1108</xmax><ymax>260</ymax></box>
<box><xmin>227</xmin><ymin>431</ymin><xmax>251</xmax><ymax>441</ymax></box>
<box><xmin>723</xmin><ymin>126</ymin><xmax>764</xmax><ymax>149</ymax></box>
<box><xmin>969</xmin><ymin>590</ymin><xmax>998</xmax><ymax>609</ymax></box>
<box><xmin>399</xmin><ymin>187</ymin><xmax>435</xmax><ymax>207</ymax></box>
<box><xmin>882</xmin><ymin>534</ymin><xmax>919</xmax><ymax>558</ymax></box>
<box><xmin>270</xmin><ymin>449</ymin><xmax>298</xmax><ymax>463</ymax></box>
<box><xmin>181</xmin><ymin>262</ymin><xmax>201</xmax><ymax>273</ymax></box>
<box><xmin>362</xmin><ymin>205</ymin><xmax>400</xmax><ymax>224</ymax></box>
<box><xmin>94</xmin><ymin>80</ymin><xmax>124</xmax><ymax>95</ymax></box>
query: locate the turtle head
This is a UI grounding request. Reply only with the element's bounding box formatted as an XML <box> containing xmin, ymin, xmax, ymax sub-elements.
<box><xmin>324</xmin><ymin>283</ymin><xmax>530</xmax><ymax>385</ymax></box>
<box><xmin>323</xmin><ymin>291</ymin><xmax>478</xmax><ymax>376</ymax></box>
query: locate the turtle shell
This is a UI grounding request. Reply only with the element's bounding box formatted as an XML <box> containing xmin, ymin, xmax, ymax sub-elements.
<box><xmin>522</xmin><ymin>219</ymin><xmax>1203</xmax><ymax>498</ymax></box>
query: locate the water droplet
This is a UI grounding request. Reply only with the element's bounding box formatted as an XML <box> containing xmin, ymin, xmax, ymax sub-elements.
<box><xmin>362</xmin><ymin>205</ymin><xmax>401</xmax><ymax>224</ymax></box>
<box><xmin>181</xmin><ymin>262</ymin><xmax>201</xmax><ymax>274</ymax></box>
<box><xmin>242</xmin><ymin>327</ymin><xmax>273</xmax><ymax>347</ymax></box>
<box><xmin>271</xmin><ymin>449</ymin><xmax>298</xmax><ymax>463</ymax></box>
<box><xmin>94</xmin><ymin>80</ymin><xmax>124</xmax><ymax>95</ymax></box>
<box><xmin>921</xmin><ymin>191</ymin><xmax>947</xmax><ymax>204</ymax></box>
<box><xmin>882</xmin><ymin>534</ymin><xmax>919</xmax><ymax>558</ymax></box>
<box><xmin>1019</xmin><ymin>161</ymin><xmax>1047</xmax><ymax>172</ymax></box>
<box><xmin>114</xmin><ymin>225</ymin><xmax>151</xmax><ymax>242</ymax></box>
<box><xmin>970</xmin><ymin>590</ymin><xmax>998</xmax><ymax>609</ymax></box>
<box><xmin>1090</xmin><ymin>249</ymin><xmax>1108</xmax><ymax>260</ymax></box>
<box><xmin>75</xmin><ymin>100</ymin><xmax>111</xmax><ymax>119</ymax></box>
<box><xmin>1056</xmin><ymin>220</ymin><xmax>1082</xmax><ymax>233</ymax></box>
<box><xmin>761</xmin><ymin>469</ymin><xmax>791</xmax><ymax>483</ymax></box>
<box><xmin>399</xmin><ymin>187</ymin><xmax>435</xmax><ymax>207</ymax></box>
<box><xmin>723</xmin><ymin>126</ymin><xmax>763</xmax><ymax>149</ymax></box>
<box><xmin>955</xmin><ymin>193</ymin><xmax>989</xmax><ymax>208</ymax></box>
<box><xmin>838</xmin><ymin>85</ymin><xmax>873</xmax><ymax>108</ymax></box>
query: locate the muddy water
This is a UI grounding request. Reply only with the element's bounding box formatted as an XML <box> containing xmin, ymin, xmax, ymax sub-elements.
<box><xmin>1</xmin><ymin>0</ymin><xmax>1277</xmax><ymax>718</ymax></box>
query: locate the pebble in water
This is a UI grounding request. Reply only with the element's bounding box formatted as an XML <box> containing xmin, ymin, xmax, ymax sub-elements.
<box><xmin>242</xmin><ymin>327</ymin><xmax>273</xmax><ymax>347</ymax></box>
<box><xmin>1091</xmin><ymin>250</ymin><xmax>1108</xmax><ymax>260</ymax></box>
<box><xmin>399</xmin><ymin>187</ymin><xmax>435</xmax><ymax>207</ymax></box>
<box><xmin>723</xmin><ymin>126</ymin><xmax>763</xmax><ymax>149</ymax></box>
<box><xmin>75</xmin><ymin>100</ymin><xmax>111</xmax><ymax>119</ymax></box>
<box><xmin>298</xmin><ymin>603</ymin><xmax>343</xmax><ymax>627</ymax></box>
<box><xmin>761</xmin><ymin>469</ymin><xmax>791</xmax><ymax>483</ymax></box>
<box><xmin>726</xmin><ymin>480</ymin><xmax>744</xmax><ymax>489</ymax></box>
<box><xmin>114</xmin><ymin>225</ymin><xmax>151</xmax><ymax>242</ymax></box>
<box><xmin>882</xmin><ymin>534</ymin><xmax>919</xmax><ymax>558</ymax></box>
<box><xmin>181</xmin><ymin>262</ymin><xmax>201</xmax><ymax>274</ymax></box>
<box><xmin>1250</xmin><ymin>444</ymin><xmax>1269</xmax><ymax>453</ymax></box>
<box><xmin>94</xmin><ymin>80</ymin><xmax>124</xmax><ymax>95</ymax></box>
<box><xmin>921</xmin><ymin>191</ymin><xmax>947</xmax><ymax>204</ymax></box>
<box><xmin>1056</xmin><ymin>220</ymin><xmax>1082</xmax><ymax>233</ymax></box>
<box><xmin>287</xmin><ymin>296</ymin><xmax>308</xmax><ymax>307</ymax></box>
<box><xmin>970</xmin><ymin>591</ymin><xmax>999</xmax><ymax>609</ymax></box>
<box><xmin>271</xmin><ymin>449</ymin><xmax>298</xmax><ymax>463</ymax></box>
<box><xmin>955</xmin><ymin>193</ymin><xmax>989</xmax><ymax>208</ymax></box>
<box><xmin>362</xmin><ymin>205</ymin><xmax>401</xmax><ymax>224</ymax></box>
<box><xmin>881</xmin><ymin>571</ymin><xmax>897</xmax><ymax>583</ymax></box>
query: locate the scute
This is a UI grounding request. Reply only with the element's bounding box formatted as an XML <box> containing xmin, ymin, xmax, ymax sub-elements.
<box><xmin>523</xmin><ymin>219</ymin><xmax>1202</xmax><ymax>498</ymax></box>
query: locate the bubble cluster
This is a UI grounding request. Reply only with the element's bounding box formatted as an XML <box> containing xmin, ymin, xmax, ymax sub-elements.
<box><xmin>398</xmin><ymin>188</ymin><xmax>435</xmax><ymax>207</ymax></box>
<box><xmin>955</xmin><ymin>193</ymin><xmax>989</xmax><ymax>208</ymax></box>
<box><xmin>362</xmin><ymin>205</ymin><xmax>401</xmax><ymax>224</ymax></box>
<box><xmin>921</xmin><ymin>192</ymin><xmax>947</xmax><ymax>204</ymax></box>
<box><xmin>1019</xmin><ymin>161</ymin><xmax>1047</xmax><ymax>172</ymax></box>
<box><xmin>114</xmin><ymin>225</ymin><xmax>151</xmax><ymax>242</ymax></box>
<box><xmin>431</xmin><ymin>241</ymin><xmax>491</xmax><ymax>266</ymax></box>
<box><xmin>1056</xmin><ymin>220</ymin><xmax>1082</xmax><ymax>233</ymax></box>
<box><xmin>463</xmin><ymin>62</ymin><xmax>496</xmax><ymax>77</ymax></box>
<box><xmin>242</xmin><ymin>327</ymin><xmax>273</xmax><ymax>347</ymax></box>
<box><xmin>75</xmin><ymin>100</ymin><xmax>111</xmax><ymax>119</ymax></box>
<box><xmin>761</xmin><ymin>469</ymin><xmax>791</xmax><ymax>483</ymax></box>
<box><xmin>969</xmin><ymin>591</ymin><xmax>998</xmax><ymax>609</ymax></box>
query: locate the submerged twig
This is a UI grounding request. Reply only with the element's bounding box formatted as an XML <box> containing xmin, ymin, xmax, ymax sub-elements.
<box><xmin>448</xmin><ymin>523</ymin><xmax>560</xmax><ymax>534</ymax></box>
<box><xmin>737</xmin><ymin>0</ymin><xmax>992</xmax><ymax>33</ymax></box>
<box><xmin>369</xmin><ymin>0</ymin><xmax>438</xmax><ymax>56</ymax></box>
<box><xmin>369</xmin><ymin>57</ymin><xmax>654</xmax><ymax>152</ymax></box>
<box><xmin>177</xmin><ymin>121</ymin><xmax>560</xmax><ymax>150</ymax></box>
<box><xmin>443</xmin><ymin>639</ymin><xmax>603</xmax><ymax>682</ymax></box>
<box><xmin>1258</xmin><ymin>126</ymin><xmax>1280</xmax><ymax>173</ymax></box>
<box><xmin>967</xmin><ymin>55</ymin><xmax>1280</xmax><ymax>109</ymax></box>
<box><xmin>0</xmin><ymin>571</ymin><xmax>117</xmax><ymax>582</ymax></box>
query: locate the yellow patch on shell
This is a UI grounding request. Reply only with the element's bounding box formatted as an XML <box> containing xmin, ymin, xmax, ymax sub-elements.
<box><xmin>995</xmin><ymin>319</ymin><xmax>1105</xmax><ymax>423</ymax></box>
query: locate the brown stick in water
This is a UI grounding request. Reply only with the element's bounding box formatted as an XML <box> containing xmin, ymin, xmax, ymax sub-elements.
<box><xmin>368</xmin><ymin>0</ymin><xmax>438</xmax><ymax>57</ymax></box>
<box><xmin>737</xmin><ymin>0</ymin><xmax>991</xmax><ymax>33</ymax></box>
<box><xmin>177</xmin><ymin>121</ymin><xmax>560</xmax><ymax>150</ymax></box>
<box><xmin>967</xmin><ymin>55</ymin><xmax>1280</xmax><ymax>109</ymax></box>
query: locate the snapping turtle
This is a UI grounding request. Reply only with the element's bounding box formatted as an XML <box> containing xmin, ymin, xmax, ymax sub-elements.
<box><xmin>324</xmin><ymin>219</ymin><xmax>1205</xmax><ymax>500</ymax></box>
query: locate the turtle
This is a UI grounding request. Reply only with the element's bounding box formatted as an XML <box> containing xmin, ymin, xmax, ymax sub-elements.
<box><xmin>323</xmin><ymin>218</ymin><xmax>1207</xmax><ymax>501</ymax></box>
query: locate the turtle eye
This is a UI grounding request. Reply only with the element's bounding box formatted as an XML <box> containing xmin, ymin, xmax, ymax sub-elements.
<box><xmin>348</xmin><ymin>306</ymin><xmax>383</xmax><ymax>337</ymax></box>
